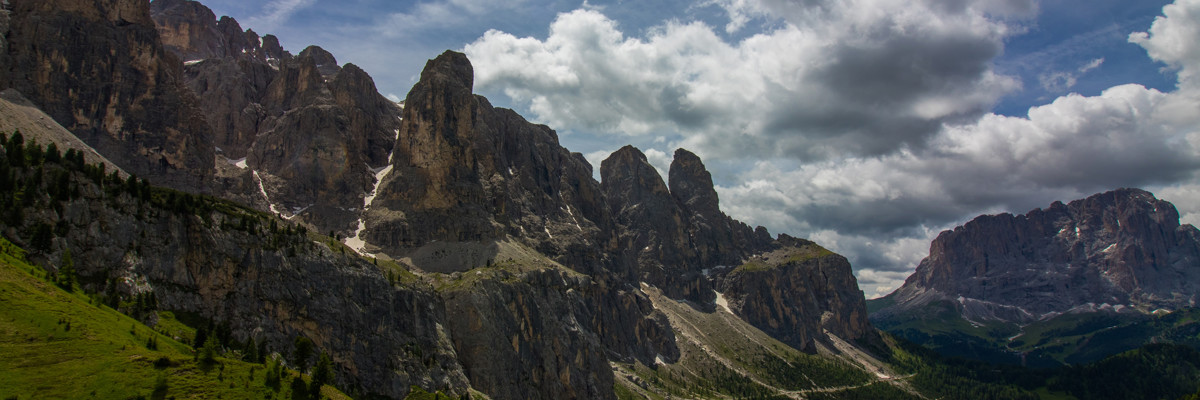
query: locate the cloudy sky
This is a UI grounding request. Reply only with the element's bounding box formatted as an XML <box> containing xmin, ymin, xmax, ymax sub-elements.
<box><xmin>196</xmin><ymin>0</ymin><xmax>1200</xmax><ymax>298</ymax></box>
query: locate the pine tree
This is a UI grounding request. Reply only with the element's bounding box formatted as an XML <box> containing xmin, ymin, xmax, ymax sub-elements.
<box><xmin>44</xmin><ymin>142</ymin><xmax>60</xmax><ymax>163</ymax></box>
<box><xmin>258</xmin><ymin>340</ymin><xmax>268</xmax><ymax>364</ymax></box>
<box><xmin>293</xmin><ymin>336</ymin><xmax>314</xmax><ymax>372</ymax></box>
<box><xmin>57</xmin><ymin>247</ymin><xmax>76</xmax><ymax>290</ymax></box>
<box><xmin>6</xmin><ymin>201</ymin><xmax>23</xmax><ymax>228</ymax></box>
<box><xmin>310</xmin><ymin>352</ymin><xmax>334</xmax><ymax>398</ymax></box>
<box><xmin>245</xmin><ymin>337</ymin><xmax>260</xmax><ymax>363</ymax></box>
<box><xmin>265</xmin><ymin>357</ymin><xmax>283</xmax><ymax>390</ymax></box>
<box><xmin>31</xmin><ymin>223</ymin><xmax>54</xmax><ymax>252</ymax></box>
<box><xmin>199</xmin><ymin>333</ymin><xmax>219</xmax><ymax>364</ymax></box>
<box><xmin>25</xmin><ymin>138</ymin><xmax>42</xmax><ymax>166</ymax></box>
<box><xmin>7</xmin><ymin>131</ymin><xmax>24</xmax><ymax>168</ymax></box>
<box><xmin>194</xmin><ymin>328</ymin><xmax>209</xmax><ymax>351</ymax></box>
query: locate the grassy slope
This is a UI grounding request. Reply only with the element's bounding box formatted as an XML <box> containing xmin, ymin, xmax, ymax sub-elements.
<box><xmin>731</xmin><ymin>243</ymin><xmax>834</xmax><ymax>274</ymax></box>
<box><xmin>873</xmin><ymin>296</ymin><xmax>1200</xmax><ymax>368</ymax></box>
<box><xmin>612</xmin><ymin>286</ymin><xmax>919</xmax><ymax>400</ymax></box>
<box><xmin>871</xmin><ymin>299</ymin><xmax>1023</xmax><ymax>364</ymax></box>
<box><xmin>0</xmin><ymin>238</ymin><xmax>347</xmax><ymax>400</ymax></box>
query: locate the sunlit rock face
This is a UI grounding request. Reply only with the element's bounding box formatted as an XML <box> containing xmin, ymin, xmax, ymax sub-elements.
<box><xmin>877</xmin><ymin>188</ymin><xmax>1200</xmax><ymax>324</ymax></box>
<box><xmin>150</xmin><ymin>0</ymin><xmax>402</xmax><ymax>233</ymax></box>
<box><xmin>2</xmin><ymin>0</ymin><xmax>215</xmax><ymax>192</ymax></box>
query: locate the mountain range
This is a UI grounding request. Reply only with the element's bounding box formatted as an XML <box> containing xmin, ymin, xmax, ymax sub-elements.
<box><xmin>0</xmin><ymin>0</ymin><xmax>885</xmax><ymax>398</ymax></box>
<box><xmin>0</xmin><ymin>0</ymin><xmax>1198</xmax><ymax>399</ymax></box>
<box><xmin>870</xmin><ymin>188</ymin><xmax>1200</xmax><ymax>366</ymax></box>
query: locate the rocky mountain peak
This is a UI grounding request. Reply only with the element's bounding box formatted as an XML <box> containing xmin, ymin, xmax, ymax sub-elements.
<box><xmin>152</xmin><ymin>0</ymin><xmax>292</xmax><ymax>66</ymax></box>
<box><xmin>329</xmin><ymin>63</ymin><xmax>401</xmax><ymax>168</ymax></box>
<box><xmin>151</xmin><ymin>0</ymin><xmax>235</xmax><ymax>60</ymax></box>
<box><xmin>264</xmin><ymin>49</ymin><xmax>331</xmax><ymax>113</ymax></box>
<box><xmin>259</xmin><ymin>33</ymin><xmax>289</xmax><ymax>62</ymax></box>
<box><xmin>600</xmin><ymin>145</ymin><xmax>671</xmax><ymax>206</ymax></box>
<box><xmin>298</xmin><ymin>45</ymin><xmax>341</xmax><ymax>77</ymax></box>
<box><xmin>880</xmin><ymin>188</ymin><xmax>1200</xmax><ymax>323</ymax></box>
<box><xmin>600</xmin><ymin>145</ymin><xmax>706</xmax><ymax>300</ymax></box>
<box><xmin>150</xmin><ymin>0</ymin><xmax>215</xmax><ymax>30</ymax></box>
<box><xmin>146</xmin><ymin>0</ymin><xmax>397</xmax><ymax>233</ymax></box>
<box><xmin>365</xmin><ymin>50</ymin><xmax>618</xmax><ymax>277</ymax></box>
<box><xmin>420</xmin><ymin>50</ymin><xmax>474</xmax><ymax>92</ymax></box>
<box><xmin>669</xmin><ymin>148</ymin><xmax>721</xmax><ymax>218</ymax></box>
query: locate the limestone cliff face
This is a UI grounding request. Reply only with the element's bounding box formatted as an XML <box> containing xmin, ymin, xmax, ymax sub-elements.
<box><xmin>151</xmin><ymin>0</ymin><xmax>289</xmax><ymax>158</ymax></box>
<box><xmin>598</xmin><ymin>146</ymin><xmax>872</xmax><ymax>350</ymax></box>
<box><xmin>246</xmin><ymin>52</ymin><xmax>376</xmax><ymax>230</ymax></box>
<box><xmin>150</xmin><ymin>0</ymin><xmax>401</xmax><ymax>234</ymax></box>
<box><xmin>0</xmin><ymin>0</ymin><xmax>215</xmax><ymax>192</ymax></box>
<box><xmin>365</xmin><ymin>51</ymin><xmax>617</xmax><ymax>276</ymax></box>
<box><xmin>151</xmin><ymin>0</ymin><xmax>288</xmax><ymax>65</ymax></box>
<box><xmin>599</xmin><ymin>147</ymin><xmax>775</xmax><ymax>303</ymax></box>
<box><xmin>877</xmin><ymin>188</ymin><xmax>1200</xmax><ymax>323</ymax></box>
<box><xmin>440</xmin><ymin>268</ymin><xmax>676</xmax><ymax>400</ymax></box>
<box><xmin>0</xmin><ymin>159</ymin><xmax>468</xmax><ymax>399</ymax></box>
<box><xmin>331</xmin><ymin>64</ymin><xmax>400</xmax><ymax>168</ymax></box>
<box><xmin>670</xmin><ymin>149</ymin><xmax>773</xmax><ymax>269</ymax></box>
<box><xmin>600</xmin><ymin>146</ymin><xmax>709</xmax><ymax>302</ymax></box>
<box><xmin>151</xmin><ymin>0</ymin><xmax>255</xmax><ymax>62</ymax></box>
<box><xmin>350</xmin><ymin>51</ymin><xmax>677</xmax><ymax>400</ymax></box>
<box><xmin>718</xmin><ymin>238</ymin><xmax>875</xmax><ymax>351</ymax></box>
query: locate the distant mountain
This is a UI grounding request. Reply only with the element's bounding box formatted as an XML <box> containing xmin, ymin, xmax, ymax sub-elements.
<box><xmin>871</xmin><ymin>188</ymin><xmax>1200</xmax><ymax>366</ymax></box>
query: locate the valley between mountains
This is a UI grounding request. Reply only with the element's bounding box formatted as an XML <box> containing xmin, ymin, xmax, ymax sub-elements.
<box><xmin>0</xmin><ymin>0</ymin><xmax>1198</xmax><ymax>399</ymax></box>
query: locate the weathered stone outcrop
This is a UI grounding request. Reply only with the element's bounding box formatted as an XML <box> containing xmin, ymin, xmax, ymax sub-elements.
<box><xmin>298</xmin><ymin>45</ymin><xmax>341</xmax><ymax>78</ymax></box>
<box><xmin>598</xmin><ymin>146</ymin><xmax>871</xmax><ymax>353</ymax></box>
<box><xmin>365</xmin><ymin>51</ymin><xmax>617</xmax><ymax>275</ymax></box>
<box><xmin>600</xmin><ymin>145</ymin><xmax>709</xmax><ymax>302</ymax></box>
<box><xmin>876</xmin><ymin>188</ymin><xmax>1200</xmax><ymax>324</ymax></box>
<box><xmin>150</xmin><ymin>0</ymin><xmax>401</xmax><ymax>234</ymax></box>
<box><xmin>599</xmin><ymin>147</ymin><xmax>775</xmax><ymax>303</ymax></box>
<box><xmin>718</xmin><ymin>237</ymin><xmax>875</xmax><ymax>351</ymax></box>
<box><xmin>355</xmin><ymin>51</ymin><xmax>683</xmax><ymax>399</ymax></box>
<box><xmin>247</xmin><ymin>101</ymin><xmax>374</xmax><ymax>222</ymax></box>
<box><xmin>180</xmin><ymin>57</ymin><xmax>274</xmax><ymax>158</ymax></box>
<box><xmin>669</xmin><ymin>149</ymin><xmax>774</xmax><ymax>268</ymax></box>
<box><xmin>151</xmin><ymin>0</ymin><xmax>288</xmax><ymax>65</ymax></box>
<box><xmin>1</xmin><ymin>0</ymin><xmax>215</xmax><ymax>192</ymax></box>
<box><xmin>151</xmin><ymin>0</ymin><xmax>236</xmax><ymax>61</ymax></box>
<box><xmin>429</xmin><ymin>259</ymin><xmax>679</xmax><ymax>400</ymax></box>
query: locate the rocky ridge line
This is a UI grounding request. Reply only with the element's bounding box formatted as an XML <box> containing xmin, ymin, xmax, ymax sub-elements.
<box><xmin>151</xmin><ymin>0</ymin><xmax>403</xmax><ymax>234</ymax></box>
<box><xmin>875</xmin><ymin>188</ymin><xmax>1200</xmax><ymax>324</ymax></box>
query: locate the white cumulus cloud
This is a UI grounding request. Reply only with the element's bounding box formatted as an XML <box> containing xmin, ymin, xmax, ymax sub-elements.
<box><xmin>1130</xmin><ymin>0</ymin><xmax>1200</xmax><ymax>89</ymax></box>
<box><xmin>466</xmin><ymin>0</ymin><xmax>1020</xmax><ymax>161</ymax></box>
